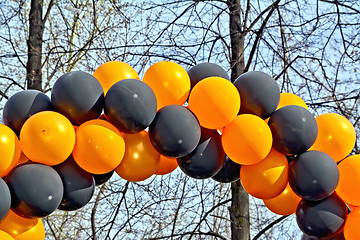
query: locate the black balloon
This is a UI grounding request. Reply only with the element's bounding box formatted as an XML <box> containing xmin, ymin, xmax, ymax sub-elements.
<box><xmin>93</xmin><ymin>170</ymin><xmax>114</xmax><ymax>186</ymax></box>
<box><xmin>3</xmin><ymin>90</ymin><xmax>52</xmax><ymax>134</ymax></box>
<box><xmin>149</xmin><ymin>105</ymin><xmax>201</xmax><ymax>158</ymax></box>
<box><xmin>268</xmin><ymin>105</ymin><xmax>318</xmax><ymax>155</ymax></box>
<box><xmin>5</xmin><ymin>163</ymin><xmax>63</xmax><ymax>218</ymax></box>
<box><xmin>187</xmin><ymin>62</ymin><xmax>229</xmax><ymax>89</ymax></box>
<box><xmin>177</xmin><ymin>128</ymin><xmax>225</xmax><ymax>179</ymax></box>
<box><xmin>289</xmin><ymin>150</ymin><xmax>339</xmax><ymax>201</ymax></box>
<box><xmin>234</xmin><ymin>71</ymin><xmax>280</xmax><ymax>119</ymax></box>
<box><xmin>53</xmin><ymin>156</ymin><xmax>95</xmax><ymax>211</ymax></box>
<box><xmin>0</xmin><ymin>178</ymin><xmax>11</xmax><ymax>222</ymax></box>
<box><xmin>212</xmin><ymin>155</ymin><xmax>241</xmax><ymax>183</ymax></box>
<box><xmin>51</xmin><ymin>71</ymin><xmax>104</xmax><ymax>125</ymax></box>
<box><xmin>296</xmin><ymin>193</ymin><xmax>347</xmax><ymax>239</ymax></box>
<box><xmin>301</xmin><ymin>231</ymin><xmax>345</xmax><ymax>240</ymax></box>
<box><xmin>104</xmin><ymin>79</ymin><xmax>157</xmax><ymax>133</ymax></box>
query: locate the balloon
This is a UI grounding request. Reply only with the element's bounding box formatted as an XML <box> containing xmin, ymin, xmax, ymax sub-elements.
<box><xmin>104</xmin><ymin>79</ymin><xmax>157</xmax><ymax>133</ymax></box>
<box><xmin>79</xmin><ymin>119</ymin><xmax>121</xmax><ymax>135</ymax></box>
<box><xmin>5</xmin><ymin>163</ymin><xmax>63</xmax><ymax>218</ymax></box>
<box><xmin>116</xmin><ymin>131</ymin><xmax>160</xmax><ymax>182</ymax></box>
<box><xmin>240</xmin><ymin>148</ymin><xmax>288</xmax><ymax>199</ymax></box>
<box><xmin>2</xmin><ymin>90</ymin><xmax>52</xmax><ymax>135</ymax></box>
<box><xmin>188</xmin><ymin>77</ymin><xmax>240</xmax><ymax>129</ymax></box>
<box><xmin>289</xmin><ymin>150</ymin><xmax>339</xmax><ymax>201</ymax></box>
<box><xmin>93</xmin><ymin>61</ymin><xmax>139</xmax><ymax>94</ymax></box>
<box><xmin>301</xmin><ymin>232</ymin><xmax>345</xmax><ymax>240</ymax></box>
<box><xmin>177</xmin><ymin>128</ymin><xmax>225</xmax><ymax>179</ymax></box>
<box><xmin>14</xmin><ymin>219</ymin><xmax>45</xmax><ymax>240</ymax></box>
<box><xmin>51</xmin><ymin>71</ymin><xmax>104</xmax><ymax>125</ymax></box>
<box><xmin>143</xmin><ymin>61</ymin><xmax>190</xmax><ymax>109</ymax></box>
<box><xmin>234</xmin><ymin>71</ymin><xmax>280</xmax><ymax>119</ymax></box>
<box><xmin>296</xmin><ymin>193</ymin><xmax>347</xmax><ymax>239</ymax></box>
<box><xmin>187</xmin><ymin>62</ymin><xmax>229</xmax><ymax>90</ymax></box>
<box><xmin>343</xmin><ymin>207</ymin><xmax>360</xmax><ymax>240</ymax></box>
<box><xmin>336</xmin><ymin>155</ymin><xmax>360</xmax><ymax>206</ymax></box>
<box><xmin>268</xmin><ymin>105</ymin><xmax>318</xmax><ymax>155</ymax></box>
<box><xmin>72</xmin><ymin>122</ymin><xmax>125</xmax><ymax>174</ymax></box>
<box><xmin>309</xmin><ymin>113</ymin><xmax>356</xmax><ymax>163</ymax></box>
<box><xmin>53</xmin><ymin>156</ymin><xmax>95</xmax><ymax>211</ymax></box>
<box><xmin>19</xmin><ymin>111</ymin><xmax>75</xmax><ymax>166</ymax></box>
<box><xmin>149</xmin><ymin>105</ymin><xmax>201</xmax><ymax>158</ymax></box>
<box><xmin>93</xmin><ymin>171</ymin><xmax>114</xmax><ymax>186</ymax></box>
<box><xmin>221</xmin><ymin>114</ymin><xmax>272</xmax><ymax>165</ymax></box>
<box><xmin>0</xmin><ymin>210</ymin><xmax>37</xmax><ymax>237</ymax></box>
<box><xmin>0</xmin><ymin>230</ymin><xmax>14</xmax><ymax>240</ymax></box>
<box><xmin>263</xmin><ymin>183</ymin><xmax>301</xmax><ymax>215</ymax></box>
<box><xmin>0</xmin><ymin>124</ymin><xmax>21</xmax><ymax>177</ymax></box>
<box><xmin>211</xmin><ymin>155</ymin><xmax>241</xmax><ymax>183</ymax></box>
<box><xmin>154</xmin><ymin>155</ymin><xmax>178</xmax><ymax>175</ymax></box>
<box><xmin>277</xmin><ymin>92</ymin><xmax>308</xmax><ymax>110</ymax></box>
<box><xmin>0</xmin><ymin>178</ymin><xmax>11</xmax><ymax>222</ymax></box>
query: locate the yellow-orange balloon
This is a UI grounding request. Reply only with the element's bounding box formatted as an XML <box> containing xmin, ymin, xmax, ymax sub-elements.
<box><xmin>276</xmin><ymin>93</ymin><xmax>308</xmax><ymax>110</ymax></box>
<box><xmin>73</xmin><ymin>123</ymin><xmax>125</xmax><ymax>174</ymax></box>
<box><xmin>154</xmin><ymin>155</ymin><xmax>178</xmax><ymax>175</ymax></box>
<box><xmin>240</xmin><ymin>148</ymin><xmax>288</xmax><ymax>199</ymax></box>
<box><xmin>0</xmin><ymin>210</ymin><xmax>37</xmax><ymax>237</ymax></box>
<box><xmin>14</xmin><ymin>219</ymin><xmax>44</xmax><ymax>240</ymax></box>
<box><xmin>20</xmin><ymin>111</ymin><xmax>75</xmax><ymax>166</ymax></box>
<box><xmin>309</xmin><ymin>113</ymin><xmax>356</xmax><ymax>162</ymax></box>
<box><xmin>116</xmin><ymin>131</ymin><xmax>160</xmax><ymax>182</ymax></box>
<box><xmin>0</xmin><ymin>230</ymin><xmax>14</xmax><ymax>240</ymax></box>
<box><xmin>93</xmin><ymin>61</ymin><xmax>139</xmax><ymax>94</ymax></box>
<box><xmin>344</xmin><ymin>207</ymin><xmax>360</xmax><ymax>240</ymax></box>
<box><xmin>0</xmin><ymin>124</ymin><xmax>21</xmax><ymax>177</ymax></box>
<box><xmin>188</xmin><ymin>77</ymin><xmax>240</xmax><ymax>129</ymax></box>
<box><xmin>336</xmin><ymin>155</ymin><xmax>360</xmax><ymax>206</ymax></box>
<box><xmin>143</xmin><ymin>61</ymin><xmax>190</xmax><ymax>109</ymax></box>
<box><xmin>263</xmin><ymin>183</ymin><xmax>301</xmax><ymax>215</ymax></box>
<box><xmin>222</xmin><ymin>114</ymin><xmax>272</xmax><ymax>165</ymax></box>
<box><xmin>79</xmin><ymin>119</ymin><xmax>122</xmax><ymax>135</ymax></box>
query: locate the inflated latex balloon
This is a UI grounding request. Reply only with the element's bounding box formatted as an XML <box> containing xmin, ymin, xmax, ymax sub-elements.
<box><xmin>0</xmin><ymin>124</ymin><xmax>21</xmax><ymax>177</ymax></box>
<box><xmin>79</xmin><ymin>119</ymin><xmax>121</xmax><ymax>135</ymax></box>
<box><xmin>276</xmin><ymin>92</ymin><xmax>308</xmax><ymax>110</ymax></box>
<box><xmin>296</xmin><ymin>193</ymin><xmax>347</xmax><ymax>239</ymax></box>
<box><xmin>0</xmin><ymin>210</ymin><xmax>37</xmax><ymax>237</ymax></box>
<box><xmin>188</xmin><ymin>77</ymin><xmax>240</xmax><ymax>129</ymax></box>
<box><xmin>154</xmin><ymin>155</ymin><xmax>178</xmax><ymax>175</ymax></box>
<box><xmin>221</xmin><ymin>114</ymin><xmax>272</xmax><ymax>165</ymax></box>
<box><xmin>289</xmin><ymin>150</ymin><xmax>339</xmax><ymax>201</ymax></box>
<box><xmin>0</xmin><ymin>230</ymin><xmax>14</xmax><ymax>240</ymax></box>
<box><xmin>263</xmin><ymin>183</ymin><xmax>301</xmax><ymax>215</ymax></box>
<box><xmin>5</xmin><ymin>163</ymin><xmax>63</xmax><ymax>218</ymax></box>
<box><xmin>309</xmin><ymin>113</ymin><xmax>356</xmax><ymax>163</ymax></box>
<box><xmin>93</xmin><ymin>61</ymin><xmax>139</xmax><ymax>94</ymax></box>
<box><xmin>93</xmin><ymin>170</ymin><xmax>114</xmax><ymax>186</ymax></box>
<box><xmin>104</xmin><ymin>79</ymin><xmax>157</xmax><ymax>133</ymax></box>
<box><xmin>343</xmin><ymin>207</ymin><xmax>360</xmax><ymax>240</ymax></box>
<box><xmin>116</xmin><ymin>131</ymin><xmax>160</xmax><ymax>182</ymax></box>
<box><xmin>268</xmin><ymin>105</ymin><xmax>318</xmax><ymax>155</ymax></box>
<box><xmin>301</xmin><ymin>232</ymin><xmax>345</xmax><ymax>240</ymax></box>
<box><xmin>240</xmin><ymin>148</ymin><xmax>288</xmax><ymax>199</ymax></box>
<box><xmin>177</xmin><ymin>128</ymin><xmax>225</xmax><ymax>179</ymax></box>
<box><xmin>149</xmin><ymin>105</ymin><xmax>201</xmax><ymax>158</ymax></box>
<box><xmin>234</xmin><ymin>71</ymin><xmax>280</xmax><ymax>119</ymax></box>
<box><xmin>2</xmin><ymin>90</ymin><xmax>52</xmax><ymax>135</ymax></box>
<box><xmin>187</xmin><ymin>62</ymin><xmax>229</xmax><ymax>89</ymax></box>
<box><xmin>0</xmin><ymin>178</ymin><xmax>11</xmax><ymax>222</ymax></box>
<box><xmin>20</xmin><ymin>111</ymin><xmax>75</xmax><ymax>166</ymax></box>
<box><xmin>212</xmin><ymin>155</ymin><xmax>241</xmax><ymax>183</ymax></box>
<box><xmin>53</xmin><ymin>156</ymin><xmax>95</xmax><ymax>211</ymax></box>
<box><xmin>51</xmin><ymin>71</ymin><xmax>104</xmax><ymax>125</ymax></box>
<box><xmin>143</xmin><ymin>61</ymin><xmax>190</xmax><ymax>109</ymax></box>
<box><xmin>336</xmin><ymin>155</ymin><xmax>360</xmax><ymax>206</ymax></box>
<box><xmin>14</xmin><ymin>219</ymin><xmax>45</xmax><ymax>240</ymax></box>
<box><xmin>72</xmin><ymin>122</ymin><xmax>125</xmax><ymax>174</ymax></box>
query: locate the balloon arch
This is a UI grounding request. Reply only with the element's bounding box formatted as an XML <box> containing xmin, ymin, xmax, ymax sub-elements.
<box><xmin>0</xmin><ymin>61</ymin><xmax>358</xmax><ymax>239</ymax></box>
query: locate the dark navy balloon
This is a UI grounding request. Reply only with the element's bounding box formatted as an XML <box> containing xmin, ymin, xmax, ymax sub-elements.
<box><xmin>187</xmin><ymin>62</ymin><xmax>229</xmax><ymax>89</ymax></box>
<box><xmin>93</xmin><ymin>170</ymin><xmax>114</xmax><ymax>186</ymax></box>
<box><xmin>212</xmin><ymin>155</ymin><xmax>241</xmax><ymax>183</ymax></box>
<box><xmin>0</xmin><ymin>178</ymin><xmax>11</xmax><ymax>222</ymax></box>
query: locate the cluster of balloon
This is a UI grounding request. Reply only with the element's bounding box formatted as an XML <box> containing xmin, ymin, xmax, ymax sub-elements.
<box><xmin>0</xmin><ymin>59</ymin><xmax>358</xmax><ymax>240</ymax></box>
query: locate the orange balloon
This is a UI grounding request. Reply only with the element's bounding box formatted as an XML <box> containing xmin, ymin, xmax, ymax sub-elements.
<box><xmin>336</xmin><ymin>155</ymin><xmax>360</xmax><ymax>206</ymax></box>
<box><xmin>0</xmin><ymin>124</ymin><xmax>21</xmax><ymax>177</ymax></box>
<box><xmin>79</xmin><ymin>119</ymin><xmax>122</xmax><ymax>135</ymax></box>
<box><xmin>0</xmin><ymin>230</ymin><xmax>14</xmax><ymax>240</ymax></box>
<box><xmin>14</xmin><ymin>219</ymin><xmax>44</xmax><ymax>240</ymax></box>
<box><xmin>309</xmin><ymin>113</ymin><xmax>356</xmax><ymax>162</ymax></box>
<box><xmin>20</xmin><ymin>111</ymin><xmax>75</xmax><ymax>166</ymax></box>
<box><xmin>18</xmin><ymin>152</ymin><xmax>30</xmax><ymax>165</ymax></box>
<box><xmin>116</xmin><ymin>131</ymin><xmax>160</xmax><ymax>182</ymax></box>
<box><xmin>73</xmin><ymin>123</ymin><xmax>125</xmax><ymax>174</ymax></box>
<box><xmin>154</xmin><ymin>155</ymin><xmax>178</xmax><ymax>175</ymax></box>
<box><xmin>263</xmin><ymin>183</ymin><xmax>301</xmax><ymax>215</ymax></box>
<box><xmin>240</xmin><ymin>148</ymin><xmax>288</xmax><ymax>199</ymax></box>
<box><xmin>276</xmin><ymin>93</ymin><xmax>308</xmax><ymax>110</ymax></box>
<box><xmin>344</xmin><ymin>207</ymin><xmax>360</xmax><ymax>240</ymax></box>
<box><xmin>0</xmin><ymin>210</ymin><xmax>37</xmax><ymax>237</ymax></box>
<box><xmin>188</xmin><ymin>77</ymin><xmax>240</xmax><ymax>129</ymax></box>
<box><xmin>93</xmin><ymin>61</ymin><xmax>139</xmax><ymax>94</ymax></box>
<box><xmin>222</xmin><ymin>114</ymin><xmax>272</xmax><ymax>165</ymax></box>
<box><xmin>143</xmin><ymin>61</ymin><xmax>190</xmax><ymax>109</ymax></box>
